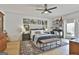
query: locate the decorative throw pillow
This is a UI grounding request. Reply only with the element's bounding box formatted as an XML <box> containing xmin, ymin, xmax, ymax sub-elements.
<box><xmin>35</xmin><ymin>31</ymin><xmax>41</xmax><ymax>34</ymax></box>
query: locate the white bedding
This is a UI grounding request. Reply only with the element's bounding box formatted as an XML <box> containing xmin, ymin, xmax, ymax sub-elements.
<box><xmin>34</xmin><ymin>34</ymin><xmax>56</xmax><ymax>44</ymax></box>
<box><xmin>30</xmin><ymin>29</ymin><xmax>57</xmax><ymax>46</ymax></box>
<box><xmin>30</xmin><ymin>30</ymin><xmax>44</xmax><ymax>39</ymax></box>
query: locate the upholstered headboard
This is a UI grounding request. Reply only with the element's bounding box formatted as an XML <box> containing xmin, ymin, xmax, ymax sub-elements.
<box><xmin>30</xmin><ymin>29</ymin><xmax>44</xmax><ymax>40</ymax></box>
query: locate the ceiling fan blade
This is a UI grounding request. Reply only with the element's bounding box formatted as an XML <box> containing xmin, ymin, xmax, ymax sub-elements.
<box><xmin>48</xmin><ymin>7</ymin><xmax>57</xmax><ymax>10</ymax></box>
<box><xmin>36</xmin><ymin>4</ymin><xmax>57</xmax><ymax>14</ymax></box>
<box><xmin>41</xmin><ymin>11</ymin><xmax>45</xmax><ymax>14</ymax></box>
<box><xmin>48</xmin><ymin>10</ymin><xmax>52</xmax><ymax>13</ymax></box>
<box><xmin>36</xmin><ymin>9</ymin><xmax>44</xmax><ymax>11</ymax></box>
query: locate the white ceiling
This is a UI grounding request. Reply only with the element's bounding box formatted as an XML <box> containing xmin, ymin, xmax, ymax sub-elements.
<box><xmin>0</xmin><ymin>4</ymin><xmax>79</xmax><ymax>19</ymax></box>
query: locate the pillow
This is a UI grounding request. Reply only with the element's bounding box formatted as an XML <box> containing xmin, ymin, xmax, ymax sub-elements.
<box><xmin>40</xmin><ymin>30</ymin><xmax>44</xmax><ymax>34</ymax></box>
<box><xmin>35</xmin><ymin>31</ymin><xmax>41</xmax><ymax>34</ymax></box>
<box><xmin>30</xmin><ymin>30</ymin><xmax>44</xmax><ymax>39</ymax></box>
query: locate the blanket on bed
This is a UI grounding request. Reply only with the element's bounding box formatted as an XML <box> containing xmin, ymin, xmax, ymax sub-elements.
<box><xmin>33</xmin><ymin>34</ymin><xmax>58</xmax><ymax>44</ymax></box>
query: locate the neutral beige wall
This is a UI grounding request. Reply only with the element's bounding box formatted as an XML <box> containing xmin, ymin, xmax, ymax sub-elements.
<box><xmin>4</xmin><ymin>11</ymin><xmax>50</xmax><ymax>41</ymax></box>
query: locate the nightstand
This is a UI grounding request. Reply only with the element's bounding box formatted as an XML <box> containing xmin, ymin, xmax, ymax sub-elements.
<box><xmin>22</xmin><ymin>33</ymin><xmax>30</xmax><ymax>41</ymax></box>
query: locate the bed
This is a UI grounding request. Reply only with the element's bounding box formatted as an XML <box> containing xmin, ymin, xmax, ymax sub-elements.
<box><xmin>30</xmin><ymin>29</ymin><xmax>60</xmax><ymax>47</ymax></box>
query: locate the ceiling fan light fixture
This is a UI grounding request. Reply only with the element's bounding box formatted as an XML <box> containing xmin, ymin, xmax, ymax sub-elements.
<box><xmin>36</xmin><ymin>4</ymin><xmax>57</xmax><ymax>14</ymax></box>
<box><xmin>44</xmin><ymin>11</ymin><xmax>48</xmax><ymax>13</ymax></box>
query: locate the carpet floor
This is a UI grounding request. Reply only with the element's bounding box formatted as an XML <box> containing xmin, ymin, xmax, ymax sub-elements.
<box><xmin>20</xmin><ymin>40</ymin><xmax>68</xmax><ymax>55</ymax></box>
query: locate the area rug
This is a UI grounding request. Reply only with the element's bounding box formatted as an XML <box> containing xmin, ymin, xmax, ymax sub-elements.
<box><xmin>20</xmin><ymin>40</ymin><xmax>68</xmax><ymax>55</ymax></box>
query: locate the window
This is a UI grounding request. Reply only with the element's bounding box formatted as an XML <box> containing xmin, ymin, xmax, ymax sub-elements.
<box><xmin>67</xmin><ymin>23</ymin><xmax>75</xmax><ymax>37</ymax></box>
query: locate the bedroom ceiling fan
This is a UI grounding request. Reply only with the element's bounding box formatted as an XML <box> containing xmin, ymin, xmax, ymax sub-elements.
<box><xmin>36</xmin><ymin>4</ymin><xmax>57</xmax><ymax>14</ymax></box>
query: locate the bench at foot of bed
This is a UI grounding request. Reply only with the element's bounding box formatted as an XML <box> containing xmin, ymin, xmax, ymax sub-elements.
<box><xmin>38</xmin><ymin>38</ymin><xmax>62</xmax><ymax>51</ymax></box>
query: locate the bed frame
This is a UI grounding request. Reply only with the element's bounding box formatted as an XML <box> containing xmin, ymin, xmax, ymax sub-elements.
<box><xmin>30</xmin><ymin>28</ymin><xmax>62</xmax><ymax>51</ymax></box>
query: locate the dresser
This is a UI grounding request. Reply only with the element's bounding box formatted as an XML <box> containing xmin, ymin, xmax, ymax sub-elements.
<box><xmin>69</xmin><ymin>40</ymin><xmax>79</xmax><ymax>55</ymax></box>
<box><xmin>0</xmin><ymin>12</ymin><xmax>4</xmax><ymax>32</ymax></box>
<box><xmin>22</xmin><ymin>33</ymin><xmax>30</xmax><ymax>41</ymax></box>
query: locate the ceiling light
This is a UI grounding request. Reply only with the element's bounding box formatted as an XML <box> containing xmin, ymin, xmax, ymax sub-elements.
<box><xmin>44</xmin><ymin>11</ymin><xmax>48</xmax><ymax>13</ymax></box>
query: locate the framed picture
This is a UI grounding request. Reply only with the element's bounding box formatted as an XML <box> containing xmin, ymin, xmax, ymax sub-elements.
<box><xmin>30</xmin><ymin>19</ymin><xmax>36</xmax><ymax>24</ymax></box>
<box><xmin>23</xmin><ymin>18</ymin><xmax>47</xmax><ymax>26</ymax></box>
<box><xmin>45</xmin><ymin>21</ymin><xmax>47</xmax><ymax>25</ymax></box>
<box><xmin>38</xmin><ymin>20</ymin><xmax>42</xmax><ymax>24</ymax></box>
<box><xmin>23</xmin><ymin>18</ymin><xmax>29</xmax><ymax>24</ymax></box>
<box><xmin>42</xmin><ymin>20</ymin><xmax>44</xmax><ymax>25</ymax></box>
